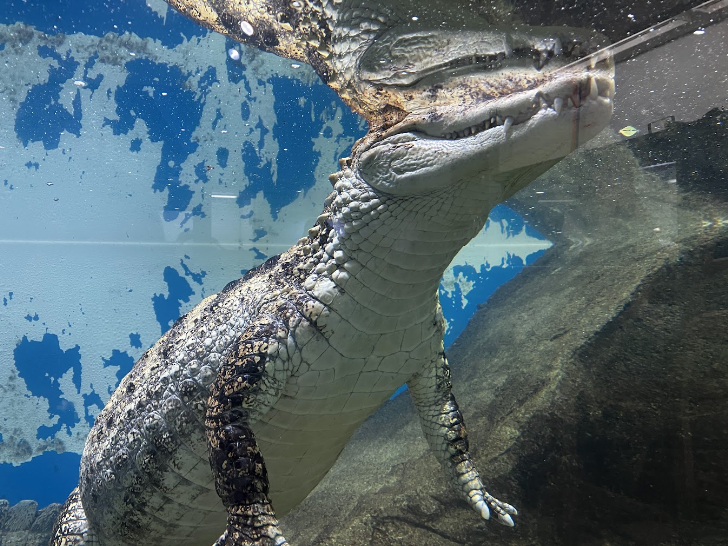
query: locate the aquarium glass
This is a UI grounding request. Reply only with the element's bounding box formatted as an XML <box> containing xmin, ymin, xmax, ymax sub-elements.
<box><xmin>0</xmin><ymin>0</ymin><xmax>726</xmax><ymax>544</ymax></box>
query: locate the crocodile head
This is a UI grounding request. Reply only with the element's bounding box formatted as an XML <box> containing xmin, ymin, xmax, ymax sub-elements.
<box><xmin>165</xmin><ymin>0</ymin><xmax>613</xmax><ymax>198</ymax></box>
<box><xmin>349</xmin><ymin>19</ymin><xmax>614</xmax><ymax>198</ymax></box>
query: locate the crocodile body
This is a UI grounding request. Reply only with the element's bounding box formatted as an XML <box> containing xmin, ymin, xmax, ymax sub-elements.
<box><xmin>51</xmin><ymin>2</ymin><xmax>614</xmax><ymax>545</ymax></box>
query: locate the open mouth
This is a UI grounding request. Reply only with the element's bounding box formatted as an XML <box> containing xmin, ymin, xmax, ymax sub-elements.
<box><xmin>440</xmin><ymin>72</ymin><xmax>614</xmax><ymax>140</ymax></box>
<box><xmin>372</xmin><ymin>68</ymin><xmax>614</xmax><ymax>148</ymax></box>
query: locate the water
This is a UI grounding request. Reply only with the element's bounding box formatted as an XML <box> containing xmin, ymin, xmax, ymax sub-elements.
<box><xmin>0</xmin><ymin>0</ymin><xmax>726</xmax><ymax>545</ymax></box>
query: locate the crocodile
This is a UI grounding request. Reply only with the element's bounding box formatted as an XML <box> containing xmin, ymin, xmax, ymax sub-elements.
<box><xmin>51</xmin><ymin>1</ymin><xmax>614</xmax><ymax>545</ymax></box>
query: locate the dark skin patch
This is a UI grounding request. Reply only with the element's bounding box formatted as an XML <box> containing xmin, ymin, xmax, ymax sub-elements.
<box><xmin>205</xmin><ymin>320</ymin><xmax>287</xmax><ymax>545</ymax></box>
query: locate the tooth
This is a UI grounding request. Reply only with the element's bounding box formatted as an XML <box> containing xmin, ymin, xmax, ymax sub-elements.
<box><xmin>553</xmin><ymin>97</ymin><xmax>563</xmax><ymax>113</ymax></box>
<box><xmin>571</xmin><ymin>90</ymin><xmax>581</xmax><ymax>107</ymax></box>
<box><xmin>553</xmin><ymin>37</ymin><xmax>563</xmax><ymax>56</ymax></box>
<box><xmin>539</xmin><ymin>52</ymin><xmax>549</xmax><ymax>69</ymax></box>
<box><xmin>504</xmin><ymin>39</ymin><xmax>513</xmax><ymax>58</ymax></box>
<box><xmin>539</xmin><ymin>96</ymin><xmax>549</xmax><ymax>110</ymax></box>
<box><xmin>503</xmin><ymin>116</ymin><xmax>513</xmax><ymax>132</ymax></box>
<box><xmin>588</xmin><ymin>77</ymin><xmax>599</xmax><ymax>100</ymax></box>
<box><xmin>568</xmin><ymin>96</ymin><xmax>577</xmax><ymax>108</ymax></box>
<box><xmin>589</xmin><ymin>51</ymin><xmax>608</xmax><ymax>70</ymax></box>
<box><xmin>606</xmin><ymin>79</ymin><xmax>615</xmax><ymax>98</ymax></box>
<box><xmin>496</xmin><ymin>115</ymin><xmax>503</xmax><ymax>125</ymax></box>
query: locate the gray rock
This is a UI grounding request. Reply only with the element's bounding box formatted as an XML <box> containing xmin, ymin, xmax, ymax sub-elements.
<box><xmin>29</xmin><ymin>504</ymin><xmax>62</xmax><ymax>534</ymax></box>
<box><xmin>0</xmin><ymin>500</ymin><xmax>9</xmax><ymax>533</ymax></box>
<box><xmin>1</xmin><ymin>501</ymin><xmax>37</xmax><ymax>533</ymax></box>
<box><xmin>0</xmin><ymin>501</ymin><xmax>62</xmax><ymax>546</ymax></box>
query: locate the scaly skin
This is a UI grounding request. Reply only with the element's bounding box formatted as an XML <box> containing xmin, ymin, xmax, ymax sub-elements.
<box><xmin>51</xmin><ymin>1</ymin><xmax>615</xmax><ymax>545</ymax></box>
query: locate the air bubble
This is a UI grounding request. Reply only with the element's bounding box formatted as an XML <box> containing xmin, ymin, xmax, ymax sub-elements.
<box><xmin>240</xmin><ymin>20</ymin><xmax>254</xmax><ymax>36</ymax></box>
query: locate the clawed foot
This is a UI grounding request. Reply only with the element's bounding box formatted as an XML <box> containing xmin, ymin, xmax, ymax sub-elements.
<box><xmin>214</xmin><ymin>503</ymin><xmax>290</xmax><ymax>546</ymax></box>
<box><xmin>469</xmin><ymin>490</ymin><xmax>518</xmax><ymax>527</ymax></box>
<box><xmin>214</xmin><ymin>529</ymin><xmax>289</xmax><ymax>546</ymax></box>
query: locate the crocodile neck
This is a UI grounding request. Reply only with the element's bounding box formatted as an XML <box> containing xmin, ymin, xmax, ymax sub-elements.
<box><xmin>294</xmin><ymin>167</ymin><xmax>501</xmax><ymax>321</ymax></box>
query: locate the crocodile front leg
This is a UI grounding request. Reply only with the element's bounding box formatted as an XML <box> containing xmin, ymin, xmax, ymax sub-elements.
<box><xmin>50</xmin><ymin>487</ymin><xmax>98</xmax><ymax>546</ymax></box>
<box><xmin>407</xmin><ymin>352</ymin><xmax>518</xmax><ymax>527</ymax></box>
<box><xmin>206</xmin><ymin>318</ymin><xmax>293</xmax><ymax>546</ymax></box>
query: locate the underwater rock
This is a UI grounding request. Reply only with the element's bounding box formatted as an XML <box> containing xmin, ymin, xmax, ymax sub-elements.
<box><xmin>1</xmin><ymin>500</ymin><xmax>38</xmax><ymax>534</ymax></box>
<box><xmin>280</xmin><ymin>113</ymin><xmax>728</xmax><ymax>545</ymax></box>
<box><xmin>0</xmin><ymin>500</ymin><xmax>62</xmax><ymax>546</ymax></box>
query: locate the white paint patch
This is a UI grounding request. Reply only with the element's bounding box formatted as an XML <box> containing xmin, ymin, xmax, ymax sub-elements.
<box><xmin>146</xmin><ymin>0</ymin><xmax>169</xmax><ymax>21</ymax></box>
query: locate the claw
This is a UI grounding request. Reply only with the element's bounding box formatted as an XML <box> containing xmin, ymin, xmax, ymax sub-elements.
<box><xmin>497</xmin><ymin>513</ymin><xmax>515</xmax><ymax>527</ymax></box>
<box><xmin>500</xmin><ymin>502</ymin><xmax>518</xmax><ymax>515</ymax></box>
<box><xmin>474</xmin><ymin>500</ymin><xmax>490</xmax><ymax>520</ymax></box>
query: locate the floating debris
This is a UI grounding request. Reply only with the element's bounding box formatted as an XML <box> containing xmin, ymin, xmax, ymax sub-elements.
<box><xmin>240</xmin><ymin>20</ymin><xmax>254</xmax><ymax>36</ymax></box>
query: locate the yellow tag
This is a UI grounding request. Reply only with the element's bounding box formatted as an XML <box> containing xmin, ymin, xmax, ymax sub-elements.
<box><xmin>619</xmin><ymin>126</ymin><xmax>639</xmax><ymax>137</ymax></box>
